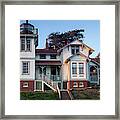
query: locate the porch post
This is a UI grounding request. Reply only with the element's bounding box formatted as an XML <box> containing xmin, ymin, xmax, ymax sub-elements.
<box><xmin>42</xmin><ymin>81</ymin><xmax>44</xmax><ymax>91</ymax></box>
<box><xmin>97</xmin><ymin>67</ymin><xmax>100</xmax><ymax>85</ymax></box>
<box><xmin>34</xmin><ymin>80</ymin><xmax>36</xmax><ymax>91</ymax></box>
<box><xmin>41</xmin><ymin>66</ymin><xmax>45</xmax><ymax>80</ymax></box>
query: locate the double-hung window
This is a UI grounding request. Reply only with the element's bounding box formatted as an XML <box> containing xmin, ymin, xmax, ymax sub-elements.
<box><xmin>26</xmin><ymin>39</ymin><xmax>31</xmax><ymax>51</ymax></box>
<box><xmin>50</xmin><ymin>54</ymin><xmax>56</xmax><ymax>59</ymax></box>
<box><xmin>40</xmin><ymin>54</ymin><xmax>46</xmax><ymax>59</ymax></box>
<box><xmin>79</xmin><ymin>63</ymin><xmax>84</xmax><ymax>77</ymax></box>
<box><xmin>20</xmin><ymin>38</ymin><xmax>31</xmax><ymax>52</ymax></box>
<box><xmin>71</xmin><ymin>46</ymin><xmax>79</xmax><ymax>55</ymax></box>
<box><xmin>22</xmin><ymin>62</ymin><xmax>30</xmax><ymax>74</ymax></box>
<box><xmin>72</xmin><ymin>63</ymin><xmax>77</xmax><ymax>77</ymax></box>
<box><xmin>21</xmin><ymin>39</ymin><xmax>25</xmax><ymax>51</ymax></box>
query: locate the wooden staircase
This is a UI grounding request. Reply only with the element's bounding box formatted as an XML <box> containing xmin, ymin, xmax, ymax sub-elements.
<box><xmin>60</xmin><ymin>91</ymin><xmax>71</xmax><ymax>100</ymax></box>
<box><xmin>42</xmin><ymin>75</ymin><xmax>57</xmax><ymax>92</ymax></box>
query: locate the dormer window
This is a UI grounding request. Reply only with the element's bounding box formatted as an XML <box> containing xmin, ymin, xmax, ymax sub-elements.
<box><xmin>50</xmin><ymin>54</ymin><xmax>56</xmax><ymax>59</ymax></box>
<box><xmin>71</xmin><ymin>46</ymin><xmax>79</xmax><ymax>55</ymax></box>
<box><xmin>40</xmin><ymin>54</ymin><xmax>46</xmax><ymax>59</ymax></box>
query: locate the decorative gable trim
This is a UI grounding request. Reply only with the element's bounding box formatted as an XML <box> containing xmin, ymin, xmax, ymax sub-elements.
<box><xmin>57</xmin><ymin>39</ymin><xmax>94</xmax><ymax>53</ymax></box>
<box><xmin>65</xmin><ymin>52</ymin><xmax>88</xmax><ymax>63</ymax></box>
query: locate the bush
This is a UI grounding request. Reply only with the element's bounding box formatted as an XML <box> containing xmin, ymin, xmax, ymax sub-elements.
<box><xmin>71</xmin><ymin>88</ymin><xmax>100</xmax><ymax>100</ymax></box>
<box><xmin>20</xmin><ymin>91</ymin><xmax>59</xmax><ymax>100</ymax></box>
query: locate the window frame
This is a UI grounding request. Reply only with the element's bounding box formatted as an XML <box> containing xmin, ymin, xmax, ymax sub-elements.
<box><xmin>39</xmin><ymin>54</ymin><xmax>46</xmax><ymax>59</ymax></box>
<box><xmin>20</xmin><ymin>37</ymin><xmax>31</xmax><ymax>52</ymax></box>
<box><xmin>72</xmin><ymin>63</ymin><xmax>77</xmax><ymax>77</ymax></box>
<box><xmin>71</xmin><ymin>62</ymin><xmax>85</xmax><ymax>78</ymax></box>
<box><xmin>50</xmin><ymin>54</ymin><xmax>57</xmax><ymax>59</ymax></box>
<box><xmin>71</xmin><ymin>45</ymin><xmax>80</xmax><ymax>55</ymax></box>
<box><xmin>23</xmin><ymin>82</ymin><xmax>29</xmax><ymax>88</ymax></box>
<box><xmin>22</xmin><ymin>61</ymin><xmax>30</xmax><ymax>75</ymax></box>
<box><xmin>20</xmin><ymin>38</ymin><xmax>25</xmax><ymax>51</ymax></box>
<box><xmin>26</xmin><ymin>38</ymin><xmax>31</xmax><ymax>51</ymax></box>
<box><xmin>79</xmin><ymin>63</ymin><xmax>84</xmax><ymax>77</ymax></box>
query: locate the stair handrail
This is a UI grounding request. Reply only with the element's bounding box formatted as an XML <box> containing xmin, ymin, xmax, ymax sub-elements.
<box><xmin>57</xmin><ymin>85</ymin><xmax>61</xmax><ymax>99</ymax></box>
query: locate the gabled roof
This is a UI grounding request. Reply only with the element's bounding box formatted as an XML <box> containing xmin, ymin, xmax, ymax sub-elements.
<box><xmin>90</xmin><ymin>53</ymin><xmax>100</xmax><ymax>64</ymax></box>
<box><xmin>65</xmin><ymin>52</ymin><xmax>88</xmax><ymax>63</ymax></box>
<box><xmin>57</xmin><ymin>39</ymin><xmax>94</xmax><ymax>52</ymax></box>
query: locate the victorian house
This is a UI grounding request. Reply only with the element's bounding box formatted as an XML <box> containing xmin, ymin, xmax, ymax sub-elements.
<box><xmin>20</xmin><ymin>21</ymin><xmax>100</xmax><ymax>92</ymax></box>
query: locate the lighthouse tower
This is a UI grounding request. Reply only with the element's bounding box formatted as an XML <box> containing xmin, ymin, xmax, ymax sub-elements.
<box><xmin>20</xmin><ymin>20</ymin><xmax>38</xmax><ymax>92</ymax></box>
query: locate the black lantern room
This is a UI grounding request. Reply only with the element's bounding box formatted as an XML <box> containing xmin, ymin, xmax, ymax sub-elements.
<box><xmin>20</xmin><ymin>20</ymin><xmax>38</xmax><ymax>47</ymax></box>
<box><xmin>20</xmin><ymin>20</ymin><xmax>35</xmax><ymax>34</ymax></box>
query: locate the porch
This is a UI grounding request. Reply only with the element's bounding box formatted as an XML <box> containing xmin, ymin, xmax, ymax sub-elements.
<box><xmin>89</xmin><ymin>65</ymin><xmax>100</xmax><ymax>85</ymax></box>
<box><xmin>35</xmin><ymin>60</ymin><xmax>62</xmax><ymax>81</ymax></box>
<box><xmin>35</xmin><ymin>61</ymin><xmax>62</xmax><ymax>91</ymax></box>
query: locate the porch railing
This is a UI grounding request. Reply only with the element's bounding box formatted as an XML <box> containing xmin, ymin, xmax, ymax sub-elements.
<box><xmin>36</xmin><ymin>74</ymin><xmax>61</xmax><ymax>81</ymax></box>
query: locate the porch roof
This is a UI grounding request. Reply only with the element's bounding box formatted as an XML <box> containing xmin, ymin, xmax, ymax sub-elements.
<box><xmin>35</xmin><ymin>61</ymin><xmax>62</xmax><ymax>66</ymax></box>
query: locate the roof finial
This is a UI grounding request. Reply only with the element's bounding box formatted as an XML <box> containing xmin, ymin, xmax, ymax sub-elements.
<box><xmin>26</xmin><ymin>20</ymin><xmax>28</xmax><ymax>24</ymax></box>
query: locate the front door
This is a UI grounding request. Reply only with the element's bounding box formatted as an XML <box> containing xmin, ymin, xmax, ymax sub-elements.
<box><xmin>51</xmin><ymin>67</ymin><xmax>56</xmax><ymax>81</ymax></box>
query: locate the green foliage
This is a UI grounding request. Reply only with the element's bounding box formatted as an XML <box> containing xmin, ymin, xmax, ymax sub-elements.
<box><xmin>46</xmin><ymin>29</ymin><xmax>84</xmax><ymax>49</ymax></box>
<box><xmin>20</xmin><ymin>91</ymin><xmax>59</xmax><ymax>100</ymax></box>
<box><xmin>71</xmin><ymin>88</ymin><xmax>100</xmax><ymax>100</ymax></box>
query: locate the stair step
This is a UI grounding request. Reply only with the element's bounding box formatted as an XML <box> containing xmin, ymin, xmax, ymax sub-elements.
<box><xmin>60</xmin><ymin>91</ymin><xmax>71</xmax><ymax>100</ymax></box>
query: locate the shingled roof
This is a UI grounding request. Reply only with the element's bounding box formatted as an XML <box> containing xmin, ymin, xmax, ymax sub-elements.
<box><xmin>35</xmin><ymin>49</ymin><xmax>57</xmax><ymax>54</ymax></box>
<box><xmin>35</xmin><ymin>61</ymin><xmax>62</xmax><ymax>65</ymax></box>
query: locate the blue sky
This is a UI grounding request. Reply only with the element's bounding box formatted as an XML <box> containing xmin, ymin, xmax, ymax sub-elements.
<box><xmin>20</xmin><ymin>20</ymin><xmax>100</xmax><ymax>57</ymax></box>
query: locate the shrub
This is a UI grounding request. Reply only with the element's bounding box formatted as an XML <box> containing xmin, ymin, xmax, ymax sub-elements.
<box><xmin>20</xmin><ymin>91</ymin><xmax>59</xmax><ymax>100</ymax></box>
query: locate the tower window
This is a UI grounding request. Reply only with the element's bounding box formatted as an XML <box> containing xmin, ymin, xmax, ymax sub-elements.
<box><xmin>20</xmin><ymin>38</ymin><xmax>31</xmax><ymax>52</ymax></box>
<box><xmin>21</xmin><ymin>39</ymin><xmax>25</xmax><ymax>51</ymax></box>
<box><xmin>26</xmin><ymin>39</ymin><xmax>31</xmax><ymax>51</ymax></box>
<box><xmin>22</xmin><ymin>61</ymin><xmax>30</xmax><ymax>74</ymax></box>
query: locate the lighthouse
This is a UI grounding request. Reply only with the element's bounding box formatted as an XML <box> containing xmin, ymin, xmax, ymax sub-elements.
<box><xmin>20</xmin><ymin>20</ymin><xmax>38</xmax><ymax>92</ymax></box>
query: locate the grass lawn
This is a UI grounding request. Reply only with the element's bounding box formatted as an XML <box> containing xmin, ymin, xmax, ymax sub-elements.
<box><xmin>71</xmin><ymin>88</ymin><xmax>100</xmax><ymax>100</ymax></box>
<box><xmin>20</xmin><ymin>91</ymin><xmax>59</xmax><ymax>100</ymax></box>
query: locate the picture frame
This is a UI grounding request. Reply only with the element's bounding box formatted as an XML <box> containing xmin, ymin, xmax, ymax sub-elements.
<box><xmin>0</xmin><ymin>0</ymin><xmax>119</xmax><ymax>119</ymax></box>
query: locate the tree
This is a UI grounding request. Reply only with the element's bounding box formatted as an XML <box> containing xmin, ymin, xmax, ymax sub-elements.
<box><xmin>46</xmin><ymin>29</ymin><xmax>85</xmax><ymax>49</ymax></box>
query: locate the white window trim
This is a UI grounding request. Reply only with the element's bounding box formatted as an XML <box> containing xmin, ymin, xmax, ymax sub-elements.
<box><xmin>22</xmin><ymin>61</ymin><xmax>30</xmax><ymax>75</ymax></box>
<box><xmin>23</xmin><ymin>82</ymin><xmax>29</xmax><ymax>88</ymax></box>
<box><xmin>71</xmin><ymin>46</ymin><xmax>80</xmax><ymax>55</ymax></box>
<box><xmin>20</xmin><ymin>38</ymin><xmax>25</xmax><ymax>51</ymax></box>
<box><xmin>71</xmin><ymin>61</ymin><xmax>86</xmax><ymax>79</ymax></box>
<box><xmin>73</xmin><ymin>82</ymin><xmax>78</xmax><ymax>87</ymax></box>
<box><xmin>79</xmin><ymin>82</ymin><xmax>84</xmax><ymax>87</ymax></box>
<box><xmin>26</xmin><ymin>38</ymin><xmax>31</xmax><ymax>52</ymax></box>
<box><xmin>20</xmin><ymin>37</ymin><xmax>32</xmax><ymax>52</ymax></box>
